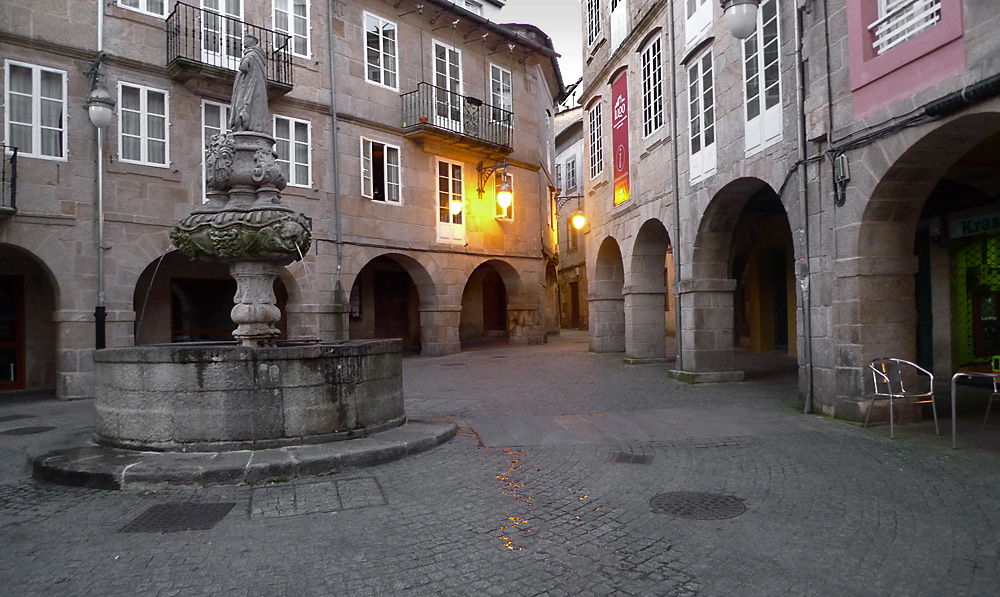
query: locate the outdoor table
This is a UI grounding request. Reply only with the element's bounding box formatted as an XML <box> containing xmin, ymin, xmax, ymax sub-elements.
<box><xmin>949</xmin><ymin>370</ymin><xmax>1000</xmax><ymax>449</ymax></box>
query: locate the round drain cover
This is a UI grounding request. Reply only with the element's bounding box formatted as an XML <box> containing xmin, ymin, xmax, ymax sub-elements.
<box><xmin>650</xmin><ymin>491</ymin><xmax>746</xmax><ymax>520</ymax></box>
<box><xmin>1</xmin><ymin>425</ymin><xmax>57</xmax><ymax>436</ymax></box>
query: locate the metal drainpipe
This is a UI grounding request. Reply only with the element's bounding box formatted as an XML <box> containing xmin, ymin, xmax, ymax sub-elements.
<box><xmin>95</xmin><ymin>0</ymin><xmax>107</xmax><ymax>349</ymax></box>
<box><xmin>326</xmin><ymin>0</ymin><xmax>345</xmax><ymax>339</ymax></box>
<box><xmin>667</xmin><ymin>0</ymin><xmax>683</xmax><ymax>372</ymax></box>
<box><xmin>795</xmin><ymin>4</ymin><xmax>815</xmax><ymax>413</ymax></box>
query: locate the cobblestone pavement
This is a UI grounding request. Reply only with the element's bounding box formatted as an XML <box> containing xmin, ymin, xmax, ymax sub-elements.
<box><xmin>2</xmin><ymin>331</ymin><xmax>999</xmax><ymax>596</ymax></box>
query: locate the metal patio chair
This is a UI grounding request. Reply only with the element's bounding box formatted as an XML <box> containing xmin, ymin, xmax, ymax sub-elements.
<box><xmin>865</xmin><ymin>357</ymin><xmax>939</xmax><ymax>439</ymax></box>
<box><xmin>982</xmin><ymin>377</ymin><xmax>1000</xmax><ymax>428</ymax></box>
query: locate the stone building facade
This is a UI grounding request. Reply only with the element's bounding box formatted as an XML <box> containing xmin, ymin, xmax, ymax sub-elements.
<box><xmin>554</xmin><ymin>85</ymin><xmax>588</xmax><ymax>331</ymax></box>
<box><xmin>578</xmin><ymin>0</ymin><xmax>1000</xmax><ymax>418</ymax></box>
<box><xmin>1</xmin><ymin>0</ymin><xmax>563</xmax><ymax>399</ymax></box>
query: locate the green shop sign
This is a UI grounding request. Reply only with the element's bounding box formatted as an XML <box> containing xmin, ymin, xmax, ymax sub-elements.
<box><xmin>950</xmin><ymin>213</ymin><xmax>1000</xmax><ymax>239</ymax></box>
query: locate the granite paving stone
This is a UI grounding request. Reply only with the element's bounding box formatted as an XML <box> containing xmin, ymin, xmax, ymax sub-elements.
<box><xmin>1</xmin><ymin>331</ymin><xmax>999</xmax><ymax>595</ymax></box>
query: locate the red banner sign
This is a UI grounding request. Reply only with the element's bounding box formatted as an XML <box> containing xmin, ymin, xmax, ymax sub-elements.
<box><xmin>611</xmin><ymin>73</ymin><xmax>630</xmax><ymax>206</ymax></box>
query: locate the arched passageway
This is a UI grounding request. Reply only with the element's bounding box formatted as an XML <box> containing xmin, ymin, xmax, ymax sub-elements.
<box><xmin>591</xmin><ymin>236</ymin><xmax>625</xmax><ymax>353</ymax></box>
<box><xmin>461</xmin><ymin>262</ymin><xmax>509</xmax><ymax>347</ymax></box>
<box><xmin>349</xmin><ymin>255</ymin><xmax>423</xmax><ymax>352</ymax></box>
<box><xmin>684</xmin><ymin>178</ymin><xmax>795</xmax><ymax>381</ymax></box>
<box><xmin>625</xmin><ymin>219</ymin><xmax>673</xmax><ymax>362</ymax></box>
<box><xmin>0</xmin><ymin>244</ymin><xmax>58</xmax><ymax>392</ymax></box>
<box><xmin>133</xmin><ymin>252</ymin><xmax>289</xmax><ymax>344</ymax></box>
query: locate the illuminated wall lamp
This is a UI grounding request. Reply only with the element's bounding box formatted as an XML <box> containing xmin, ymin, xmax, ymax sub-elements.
<box><xmin>570</xmin><ymin>210</ymin><xmax>586</xmax><ymax>230</ymax></box>
<box><xmin>476</xmin><ymin>159</ymin><xmax>513</xmax><ymax>217</ymax></box>
<box><xmin>720</xmin><ymin>0</ymin><xmax>760</xmax><ymax>40</ymax></box>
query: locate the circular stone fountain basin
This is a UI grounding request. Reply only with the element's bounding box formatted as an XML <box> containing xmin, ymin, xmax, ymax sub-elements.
<box><xmin>93</xmin><ymin>339</ymin><xmax>405</xmax><ymax>452</ymax></box>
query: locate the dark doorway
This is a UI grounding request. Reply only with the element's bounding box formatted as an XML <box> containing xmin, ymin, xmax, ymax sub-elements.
<box><xmin>374</xmin><ymin>270</ymin><xmax>412</xmax><ymax>342</ymax></box>
<box><xmin>482</xmin><ymin>268</ymin><xmax>507</xmax><ymax>332</ymax></box>
<box><xmin>0</xmin><ymin>276</ymin><xmax>25</xmax><ymax>390</ymax></box>
<box><xmin>569</xmin><ymin>281</ymin><xmax>581</xmax><ymax>329</ymax></box>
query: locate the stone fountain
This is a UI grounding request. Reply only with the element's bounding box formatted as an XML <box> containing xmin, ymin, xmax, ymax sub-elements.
<box><xmin>30</xmin><ymin>37</ymin><xmax>453</xmax><ymax>488</ymax></box>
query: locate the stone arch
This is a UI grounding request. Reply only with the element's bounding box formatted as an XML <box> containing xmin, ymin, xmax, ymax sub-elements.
<box><xmin>836</xmin><ymin>111</ymin><xmax>1000</xmax><ymax>415</ymax></box>
<box><xmin>683</xmin><ymin>177</ymin><xmax>792</xmax><ymax>380</ymax></box>
<box><xmin>0</xmin><ymin>244</ymin><xmax>59</xmax><ymax>393</ymax></box>
<box><xmin>624</xmin><ymin>219</ymin><xmax>672</xmax><ymax>361</ymax></box>
<box><xmin>349</xmin><ymin>253</ymin><xmax>435</xmax><ymax>352</ymax></box>
<box><xmin>131</xmin><ymin>252</ymin><xmax>290</xmax><ymax>345</ymax></box>
<box><xmin>591</xmin><ymin>236</ymin><xmax>625</xmax><ymax>353</ymax></box>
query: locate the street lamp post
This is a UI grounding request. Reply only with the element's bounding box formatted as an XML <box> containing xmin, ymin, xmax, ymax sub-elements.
<box><xmin>86</xmin><ymin>56</ymin><xmax>115</xmax><ymax>349</ymax></box>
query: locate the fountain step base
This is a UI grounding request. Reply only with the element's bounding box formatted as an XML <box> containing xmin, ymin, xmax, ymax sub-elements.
<box><xmin>29</xmin><ymin>419</ymin><xmax>457</xmax><ymax>490</ymax></box>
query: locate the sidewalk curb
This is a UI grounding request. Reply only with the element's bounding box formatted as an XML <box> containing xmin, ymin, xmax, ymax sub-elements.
<box><xmin>28</xmin><ymin>420</ymin><xmax>457</xmax><ymax>490</ymax></box>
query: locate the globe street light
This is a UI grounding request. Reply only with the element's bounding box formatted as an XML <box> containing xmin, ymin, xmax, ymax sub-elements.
<box><xmin>720</xmin><ymin>0</ymin><xmax>760</xmax><ymax>40</ymax></box>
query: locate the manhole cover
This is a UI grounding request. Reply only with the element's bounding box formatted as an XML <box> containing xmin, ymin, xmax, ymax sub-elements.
<box><xmin>1</xmin><ymin>426</ymin><xmax>56</xmax><ymax>436</ymax></box>
<box><xmin>0</xmin><ymin>414</ymin><xmax>34</xmax><ymax>423</ymax></box>
<box><xmin>650</xmin><ymin>492</ymin><xmax>746</xmax><ymax>520</ymax></box>
<box><xmin>121</xmin><ymin>503</ymin><xmax>236</xmax><ymax>533</ymax></box>
<box><xmin>610</xmin><ymin>453</ymin><xmax>653</xmax><ymax>465</ymax></box>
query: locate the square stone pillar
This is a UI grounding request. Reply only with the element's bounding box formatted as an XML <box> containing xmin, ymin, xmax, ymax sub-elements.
<box><xmin>671</xmin><ymin>279</ymin><xmax>743</xmax><ymax>383</ymax></box>
<box><xmin>588</xmin><ymin>294</ymin><xmax>625</xmax><ymax>353</ymax></box>
<box><xmin>54</xmin><ymin>311</ymin><xmax>96</xmax><ymax>400</ymax></box>
<box><xmin>419</xmin><ymin>306</ymin><xmax>461</xmax><ymax>356</ymax></box>
<box><xmin>833</xmin><ymin>256</ymin><xmax>918</xmax><ymax>421</ymax></box>
<box><xmin>624</xmin><ymin>284</ymin><xmax>669</xmax><ymax>363</ymax></box>
<box><xmin>507</xmin><ymin>307</ymin><xmax>544</xmax><ymax>346</ymax></box>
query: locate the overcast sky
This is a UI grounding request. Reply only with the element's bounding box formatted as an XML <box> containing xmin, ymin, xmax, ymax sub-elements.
<box><xmin>500</xmin><ymin>0</ymin><xmax>583</xmax><ymax>84</ymax></box>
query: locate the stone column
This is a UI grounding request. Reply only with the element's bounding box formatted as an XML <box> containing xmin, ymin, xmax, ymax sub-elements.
<box><xmin>230</xmin><ymin>261</ymin><xmax>282</xmax><ymax>347</ymax></box>
<box><xmin>507</xmin><ymin>306</ymin><xmax>544</xmax><ymax>346</ymax></box>
<box><xmin>54</xmin><ymin>311</ymin><xmax>96</xmax><ymax>399</ymax></box>
<box><xmin>589</xmin><ymin>293</ymin><xmax>625</xmax><ymax>353</ymax></box>
<box><xmin>624</xmin><ymin>284</ymin><xmax>668</xmax><ymax>364</ymax></box>
<box><xmin>833</xmin><ymin>256</ymin><xmax>918</xmax><ymax>421</ymax></box>
<box><xmin>672</xmin><ymin>279</ymin><xmax>743</xmax><ymax>383</ymax></box>
<box><xmin>419</xmin><ymin>306</ymin><xmax>462</xmax><ymax>356</ymax></box>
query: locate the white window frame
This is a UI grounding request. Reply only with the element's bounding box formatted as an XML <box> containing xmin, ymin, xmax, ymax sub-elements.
<box><xmin>274</xmin><ymin>114</ymin><xmax>312</xmax><ymax>187</ymax></box>
<box><xmin>588</xmin><ymin>103</ymin><xmax>604</xmax><ymax>179</ymax></box>
<box><xmin>489</xmin><ymin>64</ymin><xmax>513</xmax><ymax>123</ymax></box>
<box><xmin>555</xmin><ymin>163</ymin><xmax>563</xmax><ymax>191</ymax></box>
<box><xmin>273</xmin><ymin>0</ymin><xmax>310</xmax><ymax>59</ymax></box>
<box><xmin>201</xmin><ymin>99</ymin><xmax>230</xmax><ymax>202</ymax></box>
<box><xmin>118</xmin><ymin>0</ymin><xmax>167</xmax><ymax>18</ymax></box>
<box><xmin>462</xmin><ymin>0</ymin><xmax>483</xmax><ymax>15</ymax></box>
<box><xmin>641</xmin><ymin>37</ymin><xmax>664</xmax><ymax>138</ymax></box>
<box><xmin>118</xmin><ymin>82</ymin><xmax>170</xmax><ymax>168</ymax></box>
<box><xmin>200</xmin><ymin>0</ymin><xmax>244</xmax><ymax>71</ymax></box>
<box><xmin>364</xmin><ymin>12</ymin><xmax>399</xmax><ymax>90</ymax></box>
<box><xmin>436</xmin><ymin>158</ymin><xmax>465</xmax><ymax>244</ymax></box>
<box><xmin>432</xmin><ymin>40</ymin><xmax>464</xmax><ymax>133</ymax></box>
<box><xmin>586</xmin><ymin>0</ymin><xmax>602</xmax><ymax>47</ymax></box>
<box><xmin>688</xmin><ymin>49</ymin><xmax>716</xmax><ymax>184</ymax></box>
<box><xmin>743</xmin><ymin>0</ymin><xmax>782</xmax><ymax>155</ymax></box>
<box><xmin>565</xmin><ymin>158</ymin><xmax>578</xmax><ymax>191</ymax></box>
<box><xmin>361</xmin><ymin>137</ymin><xmax>402</xmax><ymax>204</ymax></box>
<box><xmin>4</xmin><ymin>60</ymin><xmax>67</xmax><ymax>161</ymax></box>
<box><xmin>610</xmin><ymin>0</ymin><xmax>628</xmax><ymax>52</ymax></box>
<box><xmin>494</xmin><ymin>171</ymin><xmax>513</xmax><ymax>220</ymax></box>
<box><xmin>685</xmin><ymin>0</ymin><xmax>713</xmax><ymax>48</ymax></box>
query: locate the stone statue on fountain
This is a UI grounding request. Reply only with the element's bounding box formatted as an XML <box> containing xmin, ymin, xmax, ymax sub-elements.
<box><xmin>169</xmin><ymin>34</ymin><xmax>311</xmax><ymax>347</ymax></box>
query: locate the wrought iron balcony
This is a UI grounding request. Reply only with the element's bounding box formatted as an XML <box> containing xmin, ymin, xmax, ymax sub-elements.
<box><xmin>401</xmin><ymin>83</ymin><xmax>513</xmax><ymax>156</ymax></box>
<box><xmin>1</xmin><ymin>145</ymin><xmax>16</xmax><ymax>217</ymax></box>
<box><xmin>166</xmin><ymin>2</ymin><xmax>293</xmax><ymax>93</ymax></box>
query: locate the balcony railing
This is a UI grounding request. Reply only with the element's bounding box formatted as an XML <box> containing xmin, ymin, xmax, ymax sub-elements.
<box><xmin>166</xmin><ymin>1</ymin><xmax>293</xmax><ymax>88</ymax></box>
<box><xmin>401</xmin><ymin>83</ymin><xmax>513</xmax><ymax>150</ymax></box>
<box><xmin>869</xmin><ymin>0</ymin><xmax>941</xmax><ymax>55</ymax></box>
<box><xmin>1</xmin><ymin>145</ymin><xmax>16</xmax><ymax>214</ymax></box>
